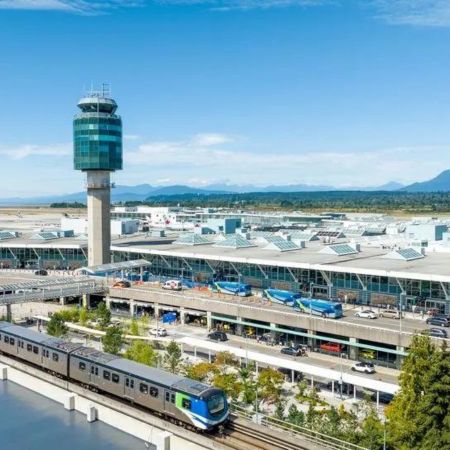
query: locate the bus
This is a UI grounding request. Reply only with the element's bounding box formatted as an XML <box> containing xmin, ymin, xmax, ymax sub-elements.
<box><xmin>264</xmin><ymin>289</ymin><xmax>301</xmax><ymax>305</ymax></box>
<box><xmin>212</xmin><ymin>281</ymin><xmax>252</xmax><ymax>297</ymax></box>
<box><xmin>293</xmin><ymin>298</ymin><xmax>343</xmax><ymax>319</ymax></box>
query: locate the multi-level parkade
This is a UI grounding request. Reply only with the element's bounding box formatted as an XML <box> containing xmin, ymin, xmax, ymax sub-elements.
<box><xmin>108</xmin><ymin>285</ymin><xmax>440</xmax><ymax>368</ymax></box>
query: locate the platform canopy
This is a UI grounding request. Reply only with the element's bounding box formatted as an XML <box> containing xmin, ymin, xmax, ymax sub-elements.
<box><xmin>83</xmin><ymin>259</ymin><xmax>151</xmax><ymax>275</ymax></box>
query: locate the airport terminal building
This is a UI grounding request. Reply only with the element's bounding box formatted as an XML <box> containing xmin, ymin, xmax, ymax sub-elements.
<box><xmin>1</xmin><ymin>230</ymin><xmax>448</xmax><ymax>314</ymax></box>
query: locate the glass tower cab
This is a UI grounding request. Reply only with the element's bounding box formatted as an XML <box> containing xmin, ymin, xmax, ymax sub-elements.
<box><xmin>73</xmin><ymin>90</ymin><xmax>122</xmax><ymax>171</ymax></box>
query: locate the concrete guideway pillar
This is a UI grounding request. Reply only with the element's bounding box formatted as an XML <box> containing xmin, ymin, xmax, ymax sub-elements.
<box><xmin>60</xmin><ymin>297</ymin><xmax>66</xmax><ymax>306</ymax></box>
<box><xmin>64</xmin><ymin>393</ymin><xmax>76</xmax><ymax>411</ymax></box>
<box><xmin>206</xmin><ymin>311</ymin><xmax>212</xmax><ymax>330</ymax></box>
<box><xmin>82</xmin><ymin>294</ymin><xmax>90</xmax><ymax>309</ymax></box>
<box><xmin>235</xmin><ymin>316</ymin><xmax>243</xmax><ymax>336</ymax></box>
<box><xmin>0</xmin><ymin>364</ymin><xmax>8</xmax><ymax>380</ymax></box>
<box><xmin>5</xmin><ymin>304</ymin><xmax>12</xmax><ymax>323</ymax></box>
<box><xmin>307</xmin><ymin>329</ymin><xmax>315</xmax><ymax>349</ymax></box>
<box><xmin>348</xmin><ymin>337</ymin><xmax>359</xmax><ymax>360</ymax></box>
<box><xmin>179</xmin><ymin>307</ymin><xmax>185</xmax><ymax>325</ymax></box>
<box><xmin>129</xmin><ymin>299</ymin><xmax>135</xmax><ymax>317</ymax></box>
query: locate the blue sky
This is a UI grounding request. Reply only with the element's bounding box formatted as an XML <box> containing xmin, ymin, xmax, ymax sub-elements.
<box><xmin>1</xmin><ymin>0</ymin><xmax>450</xmax><ymax>196</ymax></box>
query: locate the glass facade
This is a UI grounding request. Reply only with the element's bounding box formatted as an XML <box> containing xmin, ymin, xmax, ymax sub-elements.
<box><xmin>111</xmin><ymin>250</ymin><xmax>450</xmax><ymax>313</ymax></box>
<box><xmin>73</xmin><ymin>115</ymin><xmax>122</xmax><ymax>170</ymax></box>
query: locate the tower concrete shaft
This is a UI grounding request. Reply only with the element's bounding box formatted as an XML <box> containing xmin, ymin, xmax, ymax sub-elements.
<box><xmin>86</xmin><ymin>171</ymin><xmax>111</xmax><ymax>266</ymax></box>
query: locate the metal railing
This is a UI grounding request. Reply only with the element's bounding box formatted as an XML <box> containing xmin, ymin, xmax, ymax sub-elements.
<box><xmin>231</xmin><ymin>404</ymin><xmax>368</xmax><ymax>450</ymax></box>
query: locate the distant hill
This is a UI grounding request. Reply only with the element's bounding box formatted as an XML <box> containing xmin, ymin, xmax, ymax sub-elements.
<box><xmin>146</xmin><ymin>185</ymin><xmax>231</xmax><ymax>197</ymax></box>
<box><xmin>401</xmin><ymin>170</ymin><xmax>450</xmax><ymax>192</ymax></box>
<box><xmin>0</xmin><ymin>180</ymin><xmax>406</xmax><ymax>205</ymax></box>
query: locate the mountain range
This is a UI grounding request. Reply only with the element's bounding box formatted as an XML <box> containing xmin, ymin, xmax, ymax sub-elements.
<box><xmin>1</xmin><ymin>170</ymin><xmax>449</xmax><ymax>205</ymax></box>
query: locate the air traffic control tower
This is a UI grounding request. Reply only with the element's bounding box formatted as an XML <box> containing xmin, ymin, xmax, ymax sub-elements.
<box><xmin>74</xmin><ymin>86</ymin><xmax>122</xmax><ymax>266</ymax></box>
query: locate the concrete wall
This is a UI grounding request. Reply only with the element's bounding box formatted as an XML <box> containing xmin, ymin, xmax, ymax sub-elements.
<box><xmin>0</xmin><ymin>302</ymin><xmax>64</xmax><ymax>321</ymax></box>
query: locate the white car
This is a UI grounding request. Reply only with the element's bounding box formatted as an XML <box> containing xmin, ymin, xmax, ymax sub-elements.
<box><xmin>351</xmin><ymin>362</ymin><xmax>376</xmax><ymax>374</ymax></box>
<box><xmin>148</xmin><ymin>328</ymin><xmax>168</xmax><ymax>337</ymax></box>
<box><xmin>355</xmin><ymin>310</ymin><xmax>378</xmax><ymax>319</ymax></box>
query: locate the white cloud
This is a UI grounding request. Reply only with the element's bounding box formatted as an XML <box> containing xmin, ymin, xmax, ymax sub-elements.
<box><xmin>370</xmin><ymin>0</ymin><xmax>450</xmax><ymax>27</ymax></box>
<box><xmin>0</xmin><ymin>143</ymin><xmax>71</xmax><ymax>159</ymax></box>
<box><xmin>0</xmin><ymin>0</ymin><xmax>143</xmax><ymax>13</ymax></box>
<box><xmin>157</xmin><ymin>0</ymin><xmax>329</xmax><ymax>10</ymax></box>
<box><xmin>190</xmin><ymin>133</ymin><xmax>233</xmax><ymax>146</ymax></box>
<box><xmin>125</xmin><ymin>134</ymin><xmax>450</xmax><ymax>187</ymax></box>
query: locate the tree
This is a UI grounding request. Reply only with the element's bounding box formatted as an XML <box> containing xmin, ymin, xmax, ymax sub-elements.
<box><xmin>46</xmin><ymin>313</ymin><xmax>68</xmax><ymax>337</ymax></box>
<box><xmin>124</xmin><ymin>340</ymin><xmax>158</xmax><ymax>367</ymax></box>
<box><xmin>212</xmin><ymin>372</ymin><xmax>241</xmax><ymax>400</ymax></box>
<box><xmin>214</xmin><ymin>351</ymin><xmax>238</xmax><ymax>368</ymax></box>
<box><xmin>359</xmin><ymin>410</ymin><xmax>385</xmax><ymax>450</ymax></box>
<box><xmin>386</xmin><ymin>334</ymin><xmax>449</xmax><ymax>449</ymax></box>
<box><xmin>415</xmin><ymin>341</ymin><xmax>450</xmax><ymax>449</ymax></box>
<box><xmin>101</xmin><ymin>325</ymin><xmax>123</xmax><ymax>355</ymax></box>
<box><xmin>139</xmin><ymin>314</ymin><xmax>149</xmax><ymax>334</ymax></box>
<box><xmin>96</xmin><ymin>301</ymin><xmax>111</xmax><ymax>328</ymax></box>
<box><xmin>257</xmin><ymin>368</ymin><xmax>284</xmax><ymax>404</ymax></box>
<box><xmin>163</xmin><ymin>340</ymin><xmax>183</xmax><ymax>373</ymax></box>
<box><xmin>286</xmin><ymin>404</ymin><xmax>305</xmax><ymax>427</ymax></box>
<box><xmin>79</xmin><ymin>307</ymin><xmax>88</xmax><ymax>326</ymax></box>
<box><xmin>184</xmin><ymin>362</ymin><xmax>215</xmax><ymax>382</ymax></box>
<box><xmin>239</xmin><ymin>364</ymin><xmax>257</xmax><ymax>405</ymax></box>
<box><xmin>129</xmin><ymin>319</ymin><xmax>139</xmax><ymax>336</ymax></box>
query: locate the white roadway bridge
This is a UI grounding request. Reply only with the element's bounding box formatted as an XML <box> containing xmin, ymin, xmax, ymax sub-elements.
<box><xmin>0</xmin><ymin>276</ymin><xmax>106</xmax><ymax>319</ymax></box>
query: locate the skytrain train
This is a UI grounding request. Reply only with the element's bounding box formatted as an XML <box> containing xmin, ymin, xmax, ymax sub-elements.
<box><xmin>0</xmin><ymin>321</ymin><xmax>229</xmax><ymax>431</ymax></box>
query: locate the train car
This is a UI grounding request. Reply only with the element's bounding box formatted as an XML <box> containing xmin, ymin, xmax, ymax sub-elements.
<box><xmin>0</xmin><ymin>321</ymin><xmax>229</xmax><ymax>431</ymax></box>
<box><xmin>0</xmin><ymin>321</ymin><xmax>82</xmax><ymax>376</ymax></box>
<box><xmin>212</xmin><ymin>281</ymin><xmax>252</xmax><ymax>297</ymax></box>
<box><xmin>264</xmin><ymin>289</ymin><xmax>301</xmax><ymax>305</ymax></box>
<box><xmin>70</xmin><ymin>347</ymin><xmax>229</xmax><ymax>430</ymax></box>
<box><xmin>293</xmin><ymin>298</ymin><xmax>343</xmax><ymax>319</ymax></box>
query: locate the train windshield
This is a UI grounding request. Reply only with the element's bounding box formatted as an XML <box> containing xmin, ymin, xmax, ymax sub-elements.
<box><xmin>207</xmin><ymin>393</ymin><xmax>225</xmax><ymax>416</ymax></box>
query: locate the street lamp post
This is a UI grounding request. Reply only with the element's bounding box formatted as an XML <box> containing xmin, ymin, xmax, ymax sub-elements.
<box><xmin>339</xmin><ymin>352</ymin><xmax>344</xmax><ymax>399</ymax></box>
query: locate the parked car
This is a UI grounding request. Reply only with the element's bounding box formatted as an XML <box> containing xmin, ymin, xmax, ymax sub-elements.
<box><xmin>422</xmin><ymin>328</ymin><xmax>448</xmax><ymax>338</ymax></box>
<box><xmin>355</xmin><ymin>310</ymin><xmax>378</xmax><ymax>319</ymax></box>
<box><xmin>319</xmin><ymin>342</ymin><xmax>344</xmax><ymax>353</ymax></box>
<box><xmin>34</xmin><ymin>269</ymin><xmax>48</xmax><ymax>276</ymax></box>
<box><xmin>280</xmin><ymin>346</ymin><xmax>303</xmax><ymax>357</ymax></box>
<box><xmin>351</xmin><ymin>361</ymin><xmax>376</xmax><ymax>374</ymax></box>
<box><xmin>208</xmin><ymin>331</ymin><xmax>228</xmax><ymax>342</ymax></box>
<box><xmin>148</xmin><ymin>328</ymin><xmax>168</xmax><ymax>337</ymax></box>
<box><xmin>326</xmin><ymin>381</ymin><xmax>354</xmax><ymax>396</ymax></box>
<box><xmin>426</xmin><ymin>316</ymin><xmax>449</xmax><ymax>327</ymax></box>
<box><xmin>257</xmin><ymin>333</ymin><xmax>279</xmax><ymax>346</ymax></box>
<box><xmin>371</xmin><ymin>392</ymin><xmax>394</xmax><ymax>404</ymax></box>
<box><xmin>379</xmin><ymin>309</ymin><xmax>402</xmax><ymax>319</ymax></box>
<box><xmin>162</xmin><ymin>280</ymin><xmax>182</xmax><ymax>291</ymax></box>
<box><xmin>112</xmin><ymin>280</ymin><xmax>131</xmax><ymax>288</ymax></box>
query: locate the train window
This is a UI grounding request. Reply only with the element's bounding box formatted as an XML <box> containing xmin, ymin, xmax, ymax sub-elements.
<box><xmin>9</xmin><ymin>338</ymin><xmax>14</xmax><ymax>345</ymax></box>
<box><xmin>165</xmin><ymin>392</ymin><xmax>170</xmax><ymax>402</ymax></box>
<box><xmin>112</xmin><ymin>374</ymin><xmax>119</xmax><ymax>383</ymax></box>
<box><xmin>79</xmin><ymin>362</ymin><xmax>86</xmax><ymax>371</ymax></box>
<box><xmin>90</xmin><ymin>365</ymin><xmax>95</xmax><ymax>374</ymax></box>
<box><xmin>182</xmin><ymin>399</ymin><xmax>191</xmax><ymax>410</ymax></box>
<box><xmin>52</xmin><ymin>353</ymin><xmax>59</xmax><ymax>362</ymax></box>
<box><xmin>139</xmin><ymin>383</ymin><xmax>148</xmax><ymax>394</ymax></box>
<box><xmin>33</xmin><ymin>346</ymin><xmax>39</xmax><ymax>355</ymax></box>
<box><xmin>4</xmin><ymin>336</ymin><xmax>9</xmax><ymax>343</ymax></box>
<box><xmin>130</xmin><ymin>379</ymin><xmax>134</xmax><ymax>389</ymax></box>
<box><xmin>171</xmin><ymin>393</ymin><xmax>175</xmax><ymax>404</ymax></box>
<box><xmin>103</xmin><ymin>370</ymin><xmax>110</xmax><ymax>380</ymax></box>
<box><xmin>150</xmin><ymin>387</ymin><xmax>158</xmax><ymax>398</ymax></box>
<box><xmin>125</xmin><ymin>378</ymin><xmax>134</xmax><ymax>389</ymax></box>
<box><xmin>27</xmin><ymin>344</ymin><xmax>32</xmax><ymax>352</ymax></box>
